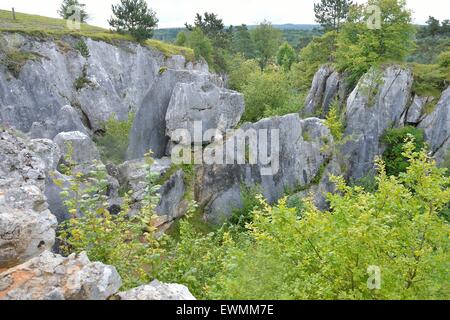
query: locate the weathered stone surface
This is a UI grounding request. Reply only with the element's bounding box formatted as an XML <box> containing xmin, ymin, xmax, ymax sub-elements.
<box><xmin>341</xmin><ymin>66</ymin><xmax>414</xmax><ymax>180</ymax></box>
<box><xmin>0</xmin><ymin>251</ymin><xmax>121</xmax><ymax>300</ymax></box>
<box><xmin>53</xmin><ymin>131</ymin><xmax>100</xmax><ymax>164</ymax></box>
<box><xmin>197</xmin><ymin>114</ymin><xmax>335</xmax><ymax>224</ymax></box>
<box><xmin>127</xmin><ymin>69</ymin><xmax>220</xmax><ymax>159</ymax></box>
<box><xmin>405</xmin><ymin>95</ymin><xmax>430</xmax><ymax>125</ymax></box>
<box><xmin>0</xmin><ymin>33</ymin><xmax>164</xmax><ymax>135</ymax></box>
<box><xmin>0</xmin><ymin>131</ymin><xmax>57</xmax><ymax>268</ymax></box>
<box><xmin>156</xmin><ymin>170</ymin><xmax>188</xmax><ymax>221</ymax></box>
<box><xmin>419</xmin><ymin>87</ymin><xmax>450</xmax><ymax>164</ymax></box>
<box><xmin>115</xmin><ymin>280</ymin><xmax>195</xmax><ymax>300</ymax></box>
<box><xmin>165</xmin><ymin>81</ymin><xmax>244</xmax><ymax>144</ymax></box>
<box><xmin>29</xmin><ymin>139</ymin><xmax>61</xmax><ymax>174</ymax></box>
<box><xmin>303</xmin><ymin>66</ymin><xmax>338</xmax><ymax>117</ymax></box>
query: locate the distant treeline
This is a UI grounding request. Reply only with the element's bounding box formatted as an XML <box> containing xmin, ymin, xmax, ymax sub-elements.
<box><xmin>154</xmin><ymin>24</ymin><xmax>322</xmax><ymax>50</ymax></box>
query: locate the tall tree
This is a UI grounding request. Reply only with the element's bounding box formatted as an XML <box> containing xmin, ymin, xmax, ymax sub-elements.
<box><xmin>277</xmin><ymin>42</ymin><xmax>297</xmax><ymax>71</ymax></box>
<box><xmin>108</xmin><ymin>0</ymin><xmax>158</xmax><ymax>42</ymax></box>
<box><xmin>425</xmin><ymin>16</ymin><xmax>441</xmax><ymax>37</ymax></box>
<box><xmin>441</xmin><ymin>20</ymin><xmax>450</xmax><ymax>36</ymax></box>
<box><xmin>314</xmin><ymin>0</ymin><xmax>353</xmax><ymax>32</ymax></box>
<box><xmin>185</xmin><ymin>12</ymin><xmax>230</xmax><ymax>49</ymax></box>
<box><xmin>232</xmin><ymin>24</ymin><xmax>255</xmax><ymax>58</ymax></box>
<box><xmin>251</xmin><ymin>21</ymin><xmax>282</xmax><ymax>70</ymax></box>
<box><xmin>58</xmin><ymin>0</ymin><xmax>88</xmax><ymax>23</ymax></box>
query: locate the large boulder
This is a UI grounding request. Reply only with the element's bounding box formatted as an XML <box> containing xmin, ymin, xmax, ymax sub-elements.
<box><xmin>155</xmin><ymin>170</ymin><xmax>188</xmax><ymax>221</ymax></box>
<box><xmin>53</xmin><ymin>131</ymin><xmax>100</xmax><ymax>164</ymax></box>
<box><xmin>418</xmin><ymin>87</ymin><xmax>450</xmax><ymax>164</ymax></box>
<box><xmin>341</xmin><ymin>66</ymin><xmax>414</xmax><ymax>180</ymax></box>
<box><xmin>0</xmin><ymin>130</ymin><xmax>57</xmax><ymax>269</ymax></box>
<box><xmin>0</xmin><ymin>251</ymin><xmax>121</xmax><ymax>300</ymax></box>
<box><xmin>115</xmin><ymin>280</ymin><xmax>195</xmax><ymax>300</ymax></box>
<box><xmin>165</xmin><ymin>81</ymin><xmax>244</xmax><ymax>144</ymax></box>
<box><xmin>303</xmin><ymin>66</ymin><xmax>345</xmax><ymax>117</ymax></box>
<box><xmin>127</xmin><ymin>69</ymin><xmax>220</xmax><ymax>159</ymax></box>
<box><xmin>197</xmin><ymin>114</ymin><xmax>336</xmax><ymax>224</ymax></box>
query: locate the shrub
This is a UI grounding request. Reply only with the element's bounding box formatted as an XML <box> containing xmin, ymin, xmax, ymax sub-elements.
<box><xmin>380</xmin><ymin>126</ymin><xmax>425</xmax><ymax>176</ymax></box>
<box><xmin>324</xmin><ymin>100</ymin><xmax>345</xmax><ymax>142</ymax></box>
<box><xmin>74</xmin><ymin>39</ymin><xmax>90</xmax><ymax>58</ymax></box>
<box><xmin>95</xmin><ymin>112</ymin><xmax>135</xmax><ymax>164</ymax></box>
<box><xmin>58</xmin><ymin>154</ymin><xmax>164</xmax><ymax>290</ymax></box>
<box><xmin>241</xmin><ymin>69</ymin><xmax>292</xmax><ymax>122</ymax></box>
<box><xmin>209</xmin><ymin>141</ymin><xmax>450</xmax><ymax>300</ymax></box>
<box><xmin>227</xmin><ymin>54</ymin><xmax>260</xmax><ymax>91</ymax></box>
<box><xmin>412</xmin><ymin>63</ymin><xmax>449</xmax><ymax>98</ymax></box>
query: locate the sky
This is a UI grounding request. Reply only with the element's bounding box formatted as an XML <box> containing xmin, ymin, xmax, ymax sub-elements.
<box><xmin>1</xmin><ymin>0</ymin><xmax>449</xmax><ymax>28</ymax></box>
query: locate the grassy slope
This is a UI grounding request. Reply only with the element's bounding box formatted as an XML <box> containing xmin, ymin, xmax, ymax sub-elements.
<box><xmin>0</xmin><ymin>10</ymin><xmax>195</xmax><ymax>61</ymax></box>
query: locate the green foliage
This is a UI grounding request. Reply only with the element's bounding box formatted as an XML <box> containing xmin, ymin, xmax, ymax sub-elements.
<box><xmin>232</xmin><ymin>25</ymin><xmax>255</xmax><ymax>59</ymax></box>
<box><xmin>109</xmin><ymin>0</ymin><xmax>159</xmax><ymax>42</ymax></box>
<box><xmin>186</xmin><ymin>28</ymin><xmax>214</xmax><ymax>67</ymax></box>
<box><xmin>74</xmin><ymin>38</ymin><xmax>90</xmax><ymax>58</ymax></box>
<box><xmin>74</xmin><ymin>64</ymin><xmax>92</xmax><ymax>91</ymax></box>
<box><xmin>227</xmin><ymin>53</ymin><xmax>260</xmax><ymax>91</ymax></box>
<box><xmin>58</xmin><ymin>0</ymin><xmax>88</xmax><ymax>22</ymax></box>
<box><xmin>251</xmin><ymin>21</ymin><xmax>283</xmax><ymax>70</ymax></box>
<box><xmin>335</xmin><ymin>0</ymin><xmax>416</xmax><ymax>85</ymax></box>
<box><xmin>241</xmin><ymin>68</ymin><xmax>292</xmax><ymax>122</ymax></box>
<box><xmin>175</xmin><ymin>31</ymin><xmax>187</xmax><ymax>46</ymax></box>
<box><xmin>277</xmin><ymin>42</ymin><xmax>297</xmax><ymax>71</ymax></box>
<box><xmin>291</xmin><ymin>31</ymin><xmax>337</xmax><ymax>91</ymax></box>
<box><xmin>230</xmin><ymin>185</ymin><xmax>264</xmax><ymax>228</ymax></box>
<box><xmin>314</xmin><ymin>0</ymin><xmax>353</xmax><ymax>32</ymax></box>
<box><xmin>381</xmin><ymin>126</ymin><xmax>425</xmax><ymax>176</ymax></box>
<box><xmin>58</xmin><ymin>155</ymin><xmax>164</xmax><ymax>290</ymax></box>
<box><xmin>411</xmin><ymin>63</ymin><xmax>449</xmax><ymax>98</ymax></box>
<box><xmin>324</xmin><ymin>100</ymin><xmax>345</xmax><ymax>142</ymax></box>
<box><xmin>209</xmin><ymin>143</ymin><xmax>450</xmax><ymax>299</ymax></box>
<box><xmin>95</xmin><ymin>112</ymin><xmax>135</xmax><ymax>164</ymax></box>
<box><xmin>437</xmin><ymin>50</ymin><xmax>450</xmax><ymax>68</ymax></box>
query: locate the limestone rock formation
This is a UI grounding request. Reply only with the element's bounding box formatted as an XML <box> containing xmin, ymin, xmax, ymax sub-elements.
<box><xmin>165</xmin><ymin>81</ymin><xmax>244</xmax><ymax>144</ymax></box>
<box><xmin>0</xmin><ymin>130</ymin><xmax>57</xmax><ymax>268</ymax></box>
<box><xmin>197</xmin><ymin>114</ymin><xmax>336</xmax><ymax>224</ymax></box>
<box><xmin>115</xmin><ymin>280</ymin><xmax>196</xmax><ymax>300</ymax></box>
<box><xmin>53</xmin><ymin>131</ymin><xmax>100</xmax><ymax>164</ymax></box>
<box><xmin>0</xmin><ymin>251</ymin><xmax>121</xmax><ymax>300</ymax></box>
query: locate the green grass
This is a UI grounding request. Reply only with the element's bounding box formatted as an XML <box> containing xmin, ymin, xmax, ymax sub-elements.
<box><xmin>0</xmin><ymin>9</ymin><xmax>194</xmax><ymax>61</ymax></box>
<box><xmin>1</xmin><ymin>50</ymin><xmax>43</xmax><ymax>77</ymax></box>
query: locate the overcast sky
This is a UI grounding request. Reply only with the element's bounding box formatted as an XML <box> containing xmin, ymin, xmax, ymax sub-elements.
<box><xmin>1</xmin><ymin>0</ymin><xmax>449</xmax><ymax>28</ymax></box>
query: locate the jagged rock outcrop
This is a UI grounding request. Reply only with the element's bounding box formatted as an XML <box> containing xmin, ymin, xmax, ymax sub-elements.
<box><xmin>0</xmin><ymin>251</ymin><xmax>121</xmax><ymax>300</ymax></box>
<box><xmin>165</xmin><ymin>81</ymin><xmax>244</xmax><ymax>144</ymax></box>
<box><xmin>341</xmin><ymin>66</ymin><xmax>414</xmax><ymax>180</ymax></box>
<box><xmin>418</xmin><ymin>87</ymin><xmax>450</xmax><ymax>164</ymax></box>
<box><xmin>115</xmin><ymin>280</ymin><xmax>196</xmax><ymax>300</ymax></box>
<box><xmin>54</xmin><ymin>131</ymin><xmax>100</xmax><ymax>164</ymax></box>
<box><xmin>0</xmin><ymin>130</ymin><xmax>57</xmax><ymax>268</ymax></box>
<box><xmin>303</xmin><ymin>66</ymin><xmax>345</xmax><ymax>117</ymax></box>
<box><xmin>155</xmin><ymin>170</ymin><xmax>188</xmax><ymax>222</ymax></box>
<box><xmin>0</xmin><ymin>33</ymin><xmax>168</xmax><ymax>136</ymax></box>
<box><xmin>197</xmin><ymin>114</ymin><xmax>337</xmax><ymax>224</ymax></box>
<box><xmin>127</xmin><ymin>69</ymin><xmax>226</xmax><ymax>159</ymax></box>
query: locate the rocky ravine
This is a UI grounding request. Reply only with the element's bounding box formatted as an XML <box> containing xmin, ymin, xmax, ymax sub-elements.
<box><xmin>1</xmin><ymin>32</ymin><xmax>449</xmax><ymax>299</ymax></box>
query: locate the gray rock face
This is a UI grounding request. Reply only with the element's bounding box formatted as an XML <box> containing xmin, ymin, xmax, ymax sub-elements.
<box><xmin>419</xmin><ymin>87</ymin><xmax>450</xmax><ymax>164</ymax></box>
<box><xmin>29</xmin><ymin>139</ymin><xmax>61</xmax><ymax>174</ymax></box>
<box><xmin>165</xmin><ymin>81</ymin><xmax>244</xmax><ymax>144</ymax></box>
<box><xmin>0</xmin><ymin>130</ymin><xmax>57</xmax><ymax>268</ymax></box>
<box><xmin>53</xmin><ymin>131</ymin><xmax>100</xmax><ymax>164</ymax></box>
<box><xmin>156</xmin><ymin>170</ymin><xmax>187</xmax><ymax>221</ymax></box>
<box><xmin>303</xmin><ymin>66</ymin><xmax>343</xmax><ymax>117</ymax></box>
<box><xmin>0</xmin><ymin>251</ymin><xmax>121</xmax><ymax>300</ymax></box>
<box><xmin>197</xmin><ymin>114</ymin><xmax>335</xmax><ymax>224</ymax></box>
<box><xmin>115</xmin><ymin>280</ymin><xmax>196</xmax><ymax>300</ymax></box>
<box><xmin>0</xmin><ymin>33</ymin><xmax>164</xmax><ymax>136</ymax></box>
<box><xmin>405</xmin><ymin>95</ymin><xmax>431</xmax><ymax>125</ymax></box>
<box><xmin>127</xmin><ymin>69</ymin><xmax>221</xmax><ymax>159</ymax></box>
<box><xmin>342</xmin><ymin>66</ymin><xmax>414</xmax><ymax>180</ymax></box>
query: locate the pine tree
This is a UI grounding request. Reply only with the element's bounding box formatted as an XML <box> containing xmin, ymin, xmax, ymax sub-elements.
<box><xmin>314</xmin><ymin>0</ymin><xmax>353</xmax><ymax>32</ymax></box>
<box><xmin>108</xmin><ymin>0</ymin><xmax>159</xmax><ymax>42</ymax></box>
<box><xmin>58</xmin><ymin>0</ymin><xmax>88</xmax><ymax>23</ymax></box>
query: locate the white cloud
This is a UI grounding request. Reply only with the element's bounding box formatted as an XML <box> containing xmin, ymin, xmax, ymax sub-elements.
<box><xmin>1</xmin><ymin>0</ymin><xmax>449</xmax><ymax>28</ymax></box>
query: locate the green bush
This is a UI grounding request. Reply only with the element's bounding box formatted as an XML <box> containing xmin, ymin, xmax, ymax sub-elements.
<box><xmin>241</xmin><ymin>68</ymin><xmax>293</xmax><ymax>122</ymax></box>
<box><xmin>324</xmin><ymin>100</ymin><xmax>345</xmax><ymax>142</ymax></box>
<box><xmin>57</xmin><ymin>155</ymin><xmax>164</xmax><ymax>290</ymax></box>
<box><xmin>412</xmin><ymin>63</ymin><xmax>449</xmax><ymax>98</ymax></box>
<box><xmin>380</xmin><ymin>126</ymin><xmax>425</xmax><ymax>176</ymax></box>
<box><xmin>74</xmin><ymin>39</ymin><xmax>90</xmax><ymax>58</ymax></box>
<box><xmin>95</xmin><ymin>112</ymin><xmax>135</xmax><ymax>164</ymax></box>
